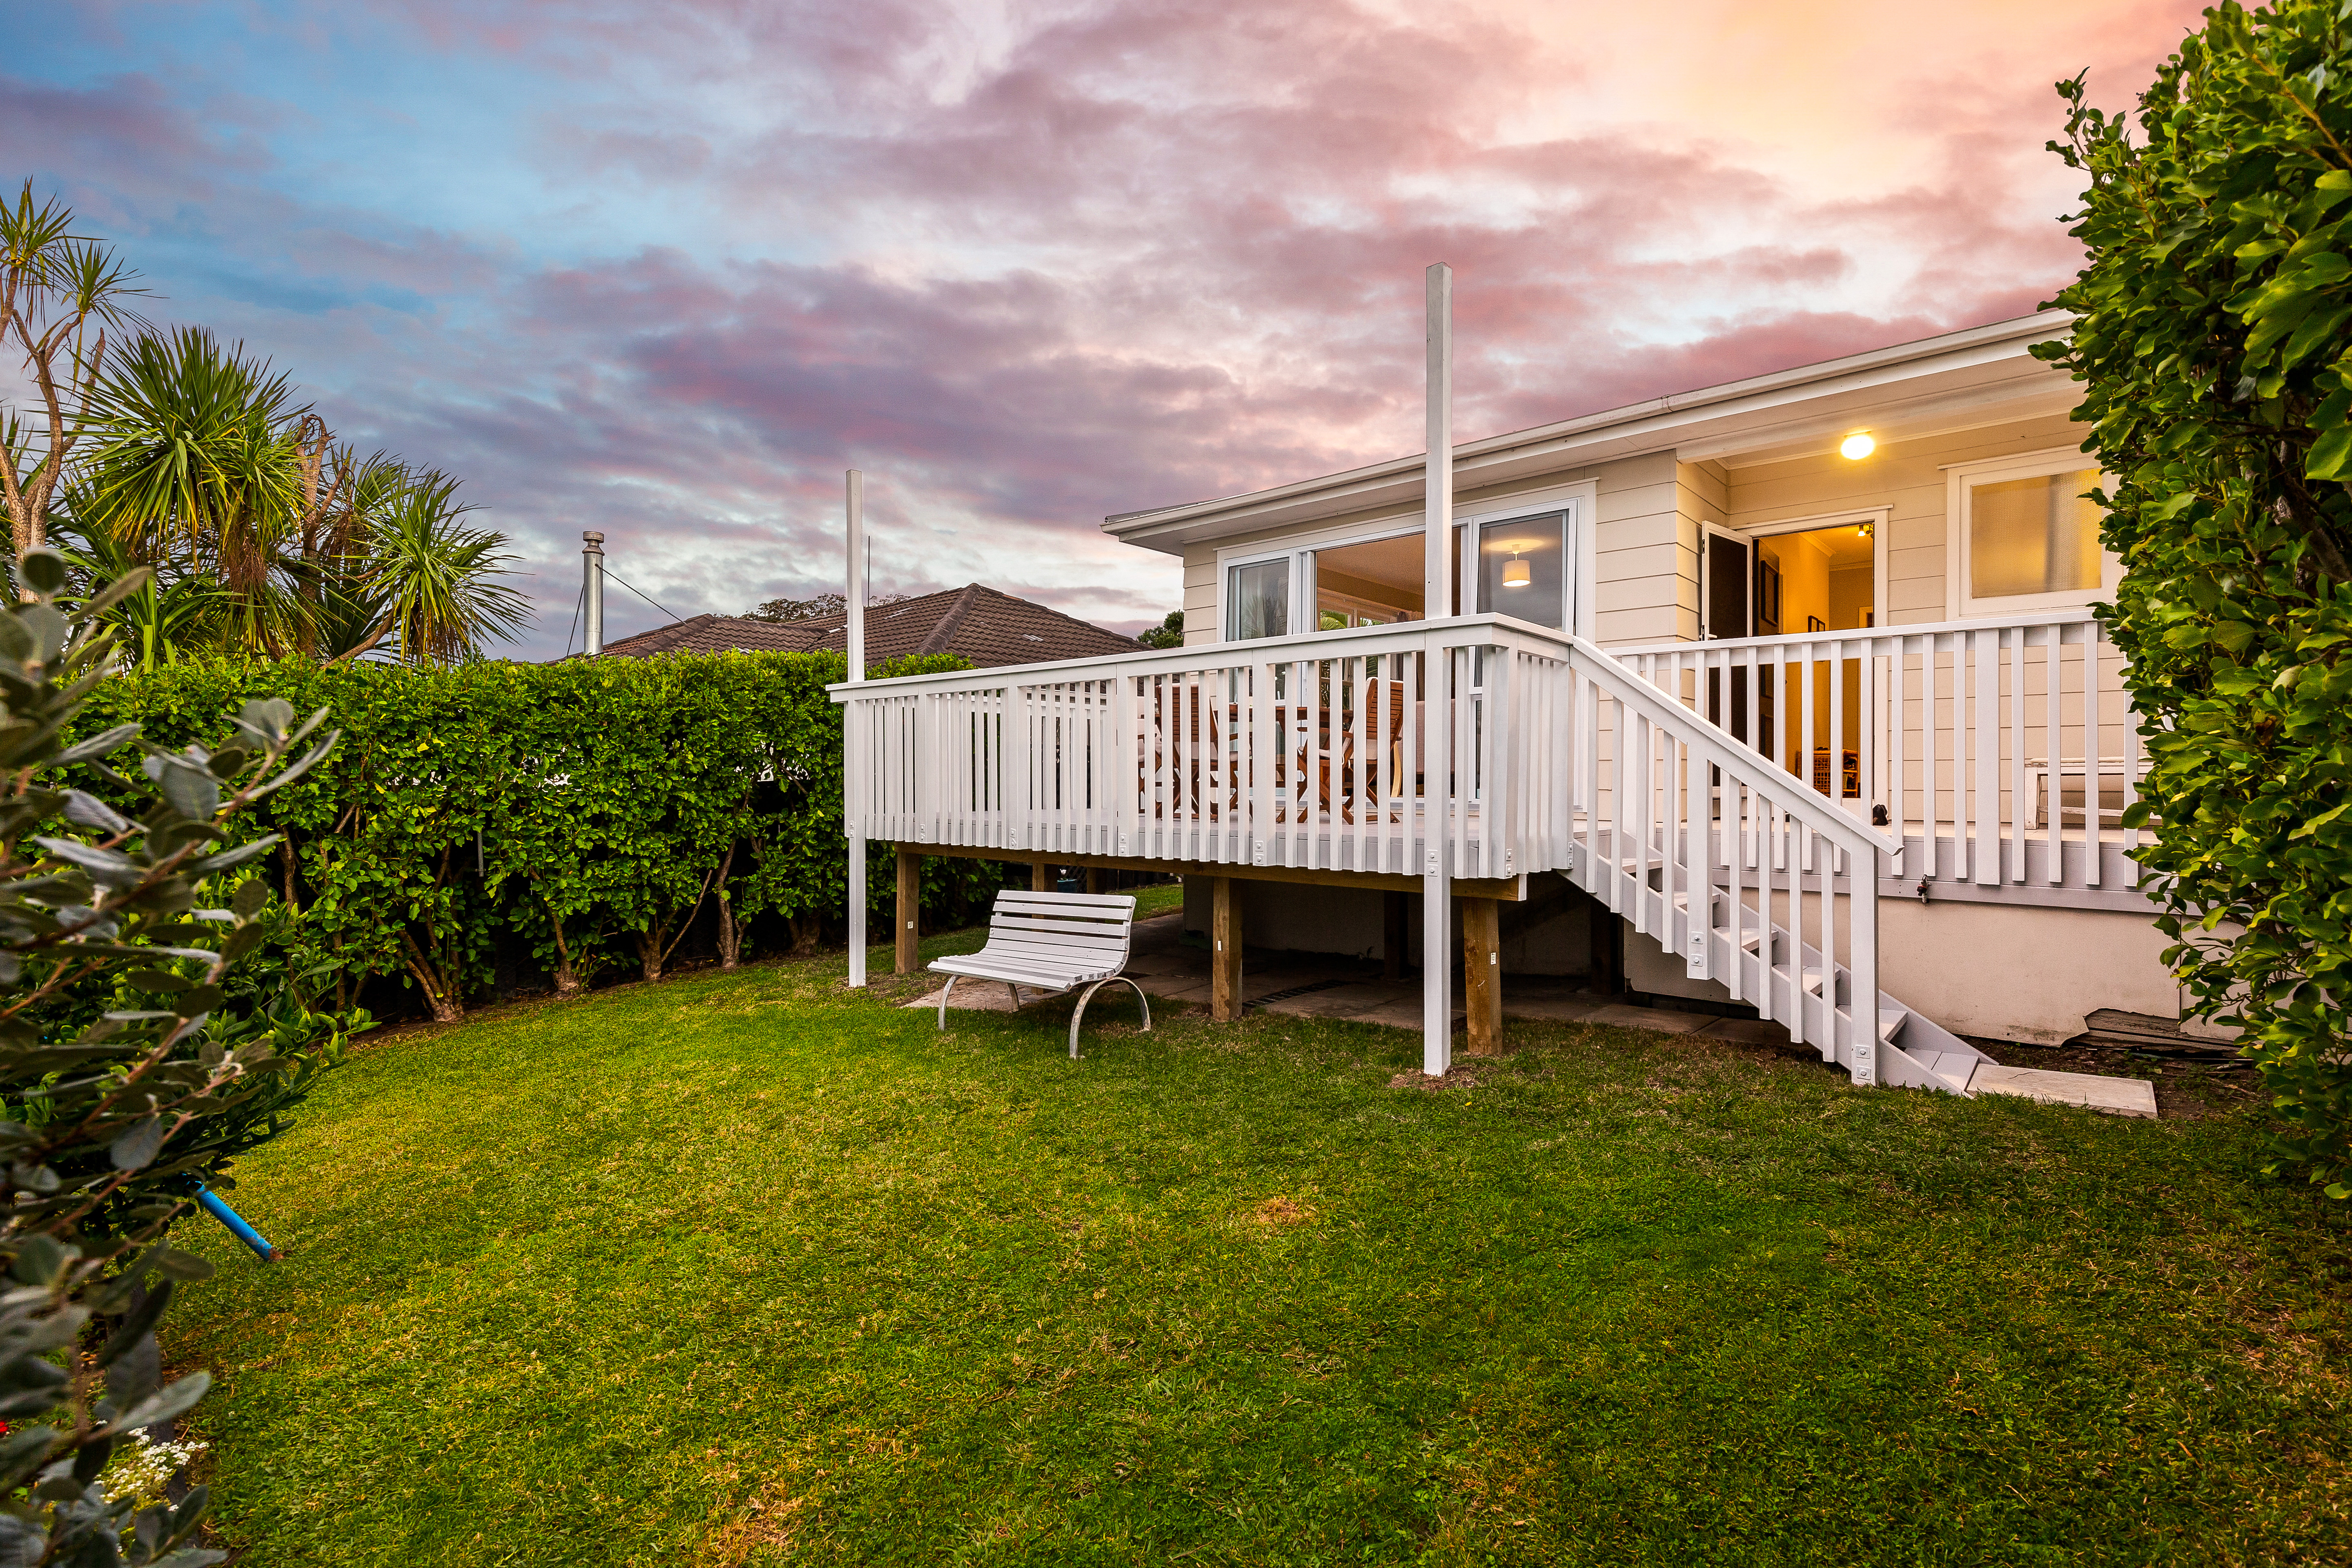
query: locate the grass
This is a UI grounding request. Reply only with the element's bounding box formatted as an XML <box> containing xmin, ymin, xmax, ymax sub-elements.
<box><xmin>167</xmin><ymin>923</ymin><xmax>2352</xmax><ymax>1566</ymax></box>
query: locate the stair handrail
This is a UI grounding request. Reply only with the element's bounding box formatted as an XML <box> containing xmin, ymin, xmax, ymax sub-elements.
<box><xmin>1556</xmin><ymin>628</ymin><xmax>1900</xmax><ymax>864</ymax></box>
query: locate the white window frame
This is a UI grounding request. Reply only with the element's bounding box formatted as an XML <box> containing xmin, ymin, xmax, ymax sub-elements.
<box><xmin>1944</xmin><ymin>449</ymin><xmax>2117</xmax><ymax>619</ymax></box>
<box><xmin>1461</xmin><ymin>488</ymin><xmax>1595</xmax><ymax>639</ymax></box>
<box><xmin>1213</xmin><ymin>484</ymin><xmax>1596</xmax><ymax>645</ymax></box>
<box><xmin>1723</xmin><ymin>507</ymin><xmax>1889</xmax><ymax>639</ymax></box>
<box><xmin>1219</xmin><ymin>546</ymin><xmax>1308</xmax><ymax>642</ymax></box>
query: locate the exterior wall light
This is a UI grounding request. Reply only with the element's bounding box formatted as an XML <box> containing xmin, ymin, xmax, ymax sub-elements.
<box><xmin>1840</xmin><ymin>432</ymin><xmax>1876</xmax><ymax>461</ymax></box>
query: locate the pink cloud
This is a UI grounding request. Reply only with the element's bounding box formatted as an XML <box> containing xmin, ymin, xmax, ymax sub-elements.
<box><xmin>14</xmin><ymin>0</ymin><xmax>2217</xmax><ymax>654</ymax></box>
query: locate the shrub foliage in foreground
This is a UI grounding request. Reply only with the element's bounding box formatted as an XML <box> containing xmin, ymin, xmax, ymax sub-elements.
<box><xmin>2042</xmin><ymin>0</ymin><xmax>2352</xmax><ymax>1195</ymax></box>
<box><xmin>67</xmin><ymin>651</ymin><xmax>1007</xmax><ymax>1022</ymax></box>
<box><xmin>0</xmin><ymin>548</ymin><xmax>350</xmax><ymax>1562</ymax></box>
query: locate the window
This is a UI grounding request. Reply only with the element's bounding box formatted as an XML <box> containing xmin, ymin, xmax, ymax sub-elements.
<box><xmin>1224</xmin><ymin>557</ymin><xmax>1291</xmax><ymax>640</ymax></box>
<box><xmin>1474</xmin><ymin>514</ymin><xmax>1567</xmax><ymax>629</ymax></box>
<box><xmin>1314</xmin><ymin>532</ymin><xmax>1422</xmax><ymax>628</ymax></box>
<box><xmin>1214</xmin><ymin>492</ymin><xmax>1588</xmax><ymax>644</ymax></box>
<box><xmin>1948</xmin><ymin>453</ymin><xmax>2116</xmax><ymax>617</ymax></box>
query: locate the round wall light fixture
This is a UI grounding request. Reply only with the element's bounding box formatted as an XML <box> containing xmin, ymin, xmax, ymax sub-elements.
<box><xmin>1839</xmin><ymin>432</ymin><xmax>1876</xmax><ymax>461</ymax></box>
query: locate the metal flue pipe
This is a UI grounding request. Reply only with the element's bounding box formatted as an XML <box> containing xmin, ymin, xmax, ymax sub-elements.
<box><xmin>582</xmin><ymin>530</ymin><xmax>606</xmax><ymax>655</ymax></box>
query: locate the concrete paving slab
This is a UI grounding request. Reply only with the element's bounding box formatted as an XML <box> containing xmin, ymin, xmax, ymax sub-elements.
<box><xmin>1969</xmin><ymin>1063</ymin><xmax>2157</xmax><ymax>1118</ymax></box>
<box><xmin>1699</xmin><ymin>1017</ymin><xmax>1804</xmax><ymax>1048</ymax></box>
<box><xmin>1259</xmin><ymin>982</ymin><xmax>1416</xmax><ymax>1019</ymax></box>
<box><xmin>904</xmin><ymin>983</ymin><xmax>1021</xmax><ymax>1014</ymax></box>
<box><xmin>1350</xmin><ymin>998</ymin><xmax>1467</xmax><ymax>1030</ymax></box>
<box><xmin>1501</xmin><ymin>993</ymin><xmax>1610</xmax><ymax>1023</ymax></box>
<box><xmin>1241</xmin><ymin>971</ymin><xmax>1313</xmax><ymax>1000</ymax></box>
<box><xmin>1581</xmin><ymin>1003</ymin><xmax>1713</xmax><ymax>1034</ymax></box>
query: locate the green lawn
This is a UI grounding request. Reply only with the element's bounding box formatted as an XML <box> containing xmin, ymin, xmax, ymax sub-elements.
<box><xmin>169</xmin><ymin>926</ymin><xmax>2352</xmax><ymax>1566</ymax></box>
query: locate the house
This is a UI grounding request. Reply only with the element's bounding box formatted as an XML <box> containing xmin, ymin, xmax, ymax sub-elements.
<box><xmin>601</xmin><ymin>582</ymin><xmax>1142</xmax><ymax>668</ymax></box>
<box><xmin>833</xmin><ymin>307</ymin><xmax>2179</xmax><ymax>1093</ymax></box>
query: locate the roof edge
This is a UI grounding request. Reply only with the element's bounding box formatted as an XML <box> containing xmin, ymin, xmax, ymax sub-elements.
<box><xmin>1103</xmin><ymin>309</ymin><xmax>2074</xmax><ymax>538</ymax></box>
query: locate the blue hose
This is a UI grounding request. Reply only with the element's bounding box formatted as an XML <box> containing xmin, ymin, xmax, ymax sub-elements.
<box><xmin>192</xmin><ymin>1185</ymin><xmax>280</xmax><ymax>1263</ymax></box>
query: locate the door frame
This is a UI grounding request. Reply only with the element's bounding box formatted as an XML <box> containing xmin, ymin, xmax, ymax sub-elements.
<box><xmin>1720</xmin><ymin>507</ymin><xmax>1891</xmax><ymax>635</ymax></box>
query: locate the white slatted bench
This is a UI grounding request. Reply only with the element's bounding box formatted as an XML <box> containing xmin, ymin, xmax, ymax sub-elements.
<box><xmin>929</xmin><ymin>890</ymin><xmax>1151</xmax><ymax>1058</ymax></box>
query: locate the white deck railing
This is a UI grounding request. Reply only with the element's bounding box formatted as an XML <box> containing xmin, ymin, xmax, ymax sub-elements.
<box><xmin>1614</xmin><ymin>611</ymin><xmax>2148</xmax><ymax>897</ymax></box>
<box><xmin>837</xmin><ymin>616</ymin><xmax>1573</xmax><ymax>880</ymax></box>
<box><xmin>833</xmin><ymin>613</ymin><xmax>1895</xmax><ymax>1077</ymax></box>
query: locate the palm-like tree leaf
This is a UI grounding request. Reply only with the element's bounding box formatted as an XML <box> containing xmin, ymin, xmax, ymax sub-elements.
<box><xmin>362</xmin><ymin>472</ymin><xmax>532</xmax><ymax>665</ymax></box>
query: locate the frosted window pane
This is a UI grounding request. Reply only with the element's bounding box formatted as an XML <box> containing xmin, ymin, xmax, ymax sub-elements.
<box><xmin>1970</xmin><ymin>471</ymin><xmax>2102</xmax><ymax>598</ymax></box>
<box><xmin>1226</xmin><ymin>559</ymin><xmax>1290</xmax><ymax>640</ymax></box>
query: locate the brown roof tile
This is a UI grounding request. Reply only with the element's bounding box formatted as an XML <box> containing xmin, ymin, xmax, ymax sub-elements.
<box><xmin>596</xmin><ymin>584</ymin><xmax>1140</xmax><ymax>670</ymax></box>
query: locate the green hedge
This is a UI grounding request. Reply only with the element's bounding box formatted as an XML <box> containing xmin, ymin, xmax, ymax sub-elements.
<box><xmin>2044</xmin><ymin>6</ymin><xmax>2352</xmax><ymax>1196</ymax></box>
<box><xmin>67</xmin><ymin>651</ymin><xmax>1016</xmax><ymax>1020</ymax></box>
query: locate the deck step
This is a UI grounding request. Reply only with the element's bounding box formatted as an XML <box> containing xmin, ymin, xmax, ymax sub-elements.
<box><xmin>1969</xmin><ymin>1063</ymin><xmax>2158</xmax><ymax>1118</ymax></box>
<box><xmin>1908</xmin><ymin>1049</ymin><xmax>1978</xmax><ymax>1094</ymax></box>
<box><xmin>1878</xmin><ymin>1007</ymin><xmax>1907</xmax><ymax>1043</ymax></box>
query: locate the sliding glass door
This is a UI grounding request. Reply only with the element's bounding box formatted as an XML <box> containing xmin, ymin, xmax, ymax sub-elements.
<box><xmin>1220</xmin><ymin>502</ymin><xmax>1580</xmax><ymax>644</ymax></box>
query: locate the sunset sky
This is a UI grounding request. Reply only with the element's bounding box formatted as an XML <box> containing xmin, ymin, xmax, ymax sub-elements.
<box><xmin>13</xmin><ymin>0</ymin><xmax>2206</xmax><ymax>656</ymax></box>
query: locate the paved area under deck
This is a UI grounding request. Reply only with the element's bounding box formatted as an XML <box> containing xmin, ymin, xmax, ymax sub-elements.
<box><xmin>906</xmin><ymin>911</ymin><xmax>2160</xmax><ymax>1116</ymax></box>
<box><xmin>910</xmin><ymin>911</ymin><xmax>1830</xmax><ymax>1050</ymax></box>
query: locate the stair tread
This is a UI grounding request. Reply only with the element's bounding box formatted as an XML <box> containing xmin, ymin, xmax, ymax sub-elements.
<box><xmin>1565</xmin><ymin>866</ymin><xmax>1986</xmax><ymax>1105</ymax></box>
<box><xmin>1908</xmin><ymin>1049</ymin><xmax>1977</xmax><ymax>1093</ymax></box>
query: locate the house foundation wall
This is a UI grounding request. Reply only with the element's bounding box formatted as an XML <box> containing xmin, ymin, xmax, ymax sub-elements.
<box><xmin>1626</xmin><ymin>893</ymin><xmax>2178</xmax><ymax>1045</ymax></box>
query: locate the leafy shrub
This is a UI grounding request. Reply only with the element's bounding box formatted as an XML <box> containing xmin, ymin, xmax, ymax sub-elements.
<box><xmin>2042</xmin><ymin>0</ymin><xmax>2352</xmax><ymax>1195</ymax></box>
<box><xmin>66</xmin><ymin>651</ymin><xmax>1014</xmax><ymax>1021</ymax></box>
<box><xmin>0</xmin><ymin>548</ymin><xmax>352</xmax><ymax>1562</ymax></box>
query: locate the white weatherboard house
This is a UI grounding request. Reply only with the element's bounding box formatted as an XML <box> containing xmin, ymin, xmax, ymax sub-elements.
<box><xmin>834</xmin><ymin>295</ymin><xmax>2178</xmax><ymax>1095</ymax></box>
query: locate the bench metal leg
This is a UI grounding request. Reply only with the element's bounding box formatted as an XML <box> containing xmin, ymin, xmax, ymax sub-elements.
<box><xmin>1067</xmin><ymin>975</ymin><xmax>1152</xmax><ymax>1060</ymax></box>
<box><xmin>936</xmin><ymin>974</ymin><xmax>959</xmax><ymax>1030</ymax></box>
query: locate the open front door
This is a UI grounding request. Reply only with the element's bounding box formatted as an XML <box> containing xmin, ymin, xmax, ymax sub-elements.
<box><xmin>1699</xmin><ymin>526</ymin><xmax>1759</xmax><ymax>746</ymax></box>
<box><xmin>1702</xmin><ymin>526</ymin><xmax>1751</xmax><ymax>640</ymax></box>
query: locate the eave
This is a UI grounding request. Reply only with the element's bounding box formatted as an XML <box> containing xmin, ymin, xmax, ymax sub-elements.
<box><xmin>1103</xmin><ymin>310</ymin><xmax>2081</xmax><ymax>555</ymax></box>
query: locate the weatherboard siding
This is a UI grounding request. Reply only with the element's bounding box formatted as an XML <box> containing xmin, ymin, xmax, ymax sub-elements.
<box><xmin>1722</xmin><ymin>411</ymin><xmax>2085</xmax><ymax>626</ymax></box>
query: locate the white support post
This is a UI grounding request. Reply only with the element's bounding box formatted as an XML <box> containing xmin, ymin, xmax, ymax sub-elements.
<box><xmin>1850</xmin><ymin>849</ymin><xmax>1879</xmax><ymax>1086</ymax></box>
<box><xmin>1422</xmin><ymin>262</ymin><xmax>1454</xmax><ymax>1077</ymax></box>
<box><xmin>846</xmin><ymin>470</ymin><xmax>868</xmax><ymax>989</ymax></box>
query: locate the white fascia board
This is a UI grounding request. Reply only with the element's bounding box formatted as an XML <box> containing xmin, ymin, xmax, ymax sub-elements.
<box><xmin>1105</xmin><ymin>310</ymin><xmax>2077</xmax><ymax>555</ymax></box>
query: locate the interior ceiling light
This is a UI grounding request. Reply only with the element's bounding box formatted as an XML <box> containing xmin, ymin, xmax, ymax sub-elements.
<box><xmin>1839</xmin><ymin>432</ymin><xmax>1876</xmax><ymax>461</ymax></box>
<box><xmin>1502</xmin><ymin>546</ymin><xmax>1532</xmax><ymax>588</ymax></box>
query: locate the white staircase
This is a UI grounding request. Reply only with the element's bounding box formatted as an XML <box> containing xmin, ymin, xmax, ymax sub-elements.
<box><xmin>1557</xmin><ymin>640</ymin><xmax>1990</xmax><ymax>1096</ymax></box>
<box><xmin>1562</xmin><ymin>841</ymin><xmax>1989</xmax><ymax>1096</ymax></box>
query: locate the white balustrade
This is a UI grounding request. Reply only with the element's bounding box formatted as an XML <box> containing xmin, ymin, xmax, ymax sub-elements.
<box><xmin>1615</xmin><ymin>611</ymin><xmax>2146</xmax><ymax>896</ymax></box>
<box><xmin>838</xmin><ymin>617</ymin><xmax>1580</xmax><ymax>881</ymax></box>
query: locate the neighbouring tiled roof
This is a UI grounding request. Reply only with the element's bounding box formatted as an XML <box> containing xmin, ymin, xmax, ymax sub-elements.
<box><xmin>596</xmin><ymin>584</ymin><xmax>1142</xmax><ymax>670</ymax></box>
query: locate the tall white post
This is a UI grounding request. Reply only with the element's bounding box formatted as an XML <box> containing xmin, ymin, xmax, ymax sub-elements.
<box><xmin>1422</xmin><ymin>263</ymin><xmax>1454</xmax><ymax>1077</ymax></box>
<box><xmin>846</xmin><ymin>470</ymin><xmax>868</xmax><ymax>988</ymax></box>
<box><xmin>846</xmin><ymin>470</ymin><xmax>866</xmax><ymax>680</ymax></box>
